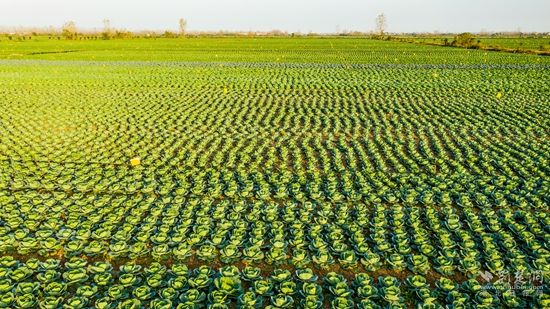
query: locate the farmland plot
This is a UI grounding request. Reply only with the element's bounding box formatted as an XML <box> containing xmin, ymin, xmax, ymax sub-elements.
<box><xmin>0</xmin><ymin>37</ymin><xmax>548</xmax><ymax>308</ymax></box>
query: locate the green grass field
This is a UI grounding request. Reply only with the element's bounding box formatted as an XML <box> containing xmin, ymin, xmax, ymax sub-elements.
<box><xmin>1</xmin><ymin>36</ymin><xmax>549</xmax><ymax>62</ymax></box>
<box><xmin>479</xmin><ymin>37</ymin><xmax>550</xmax><ymax>50</ymax></box>
<box><xmin>0</xmin><ymin>37</ymin><xmax>548</xmax><ymax>308</ymax></box>
<box><xmin>401</xmin><ymin>35</ymin><xmax>550</xmax><ymax>52</ymax></box>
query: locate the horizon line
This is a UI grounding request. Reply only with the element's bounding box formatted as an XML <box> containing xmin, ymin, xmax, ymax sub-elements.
<box><xmin>1</xmin><ymin>26</ymin><xmax>548</xmax><ymax>36</ymax></box>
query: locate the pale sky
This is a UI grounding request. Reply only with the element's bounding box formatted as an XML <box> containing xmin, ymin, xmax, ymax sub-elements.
<box><xmin>2</xmin><ymin>0</ymin><xmax>549</xmax><ymax>33</ymax></box>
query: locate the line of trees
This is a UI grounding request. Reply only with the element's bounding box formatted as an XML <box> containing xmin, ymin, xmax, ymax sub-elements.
<box><xmin>59</xmin><ymin>18</ymin><xmax>188</xmax><ymax>40</ymax></box>
<box><xmin>57</xmin><ymin>15</ymin><xmax>388</xmax><ymax>40</ymax></box>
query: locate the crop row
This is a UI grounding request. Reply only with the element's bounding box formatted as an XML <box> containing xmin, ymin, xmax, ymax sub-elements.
<box><xmin>0</xmin><ymin>255</ymin><xmax>548</xmax><ymax>308</ymax></box>
<box><xmin>1</xmin><ymin>192</ymin><xmax>548</xmax><ymax>278</ymax></box>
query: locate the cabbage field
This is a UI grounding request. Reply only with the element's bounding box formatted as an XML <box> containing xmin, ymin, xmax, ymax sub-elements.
<box><xmin>0</xmin><ymin>37</ymin><xmax>548</xmax><ymax>308</ymax></box>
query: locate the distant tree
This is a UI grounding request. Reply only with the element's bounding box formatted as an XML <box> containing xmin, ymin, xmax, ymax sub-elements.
<box><xmin>163</xmin><ymin>31</ymin><xmax>177</xmax><ymax>38</ymax></box>
<box><xmin>62</xmin><ymin>21</ymin><xmax>77</xmax><ymax>40</ymax></box>
<box><xmin>179</xmin><ymin>18</ymin><xmax>187</xmax><ymax>36</ymax></box>
<box><xmin>114</xmin><ymin>30</ymin><xmax>133</xmax><ymax>39</ymax></box>
<box><xmin>451</xmin><ymin>32</ymin><xmax>477</xmax><ymax>48</ymax></box>
<box><xmin>375</xmin><ymin>13</ymin><xmax>387</xmax><ymax>35</ymax></box>
<box><xmin>102</xmin><ymin>19</ymin><xmax>113</xmax><ymax>40</ymax></box>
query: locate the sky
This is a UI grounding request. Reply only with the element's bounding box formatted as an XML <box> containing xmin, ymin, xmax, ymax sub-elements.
<box><xmin>1</xmin><ymin>0</ymin><xmax>549</xmax><ymax>33</ymax></box>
